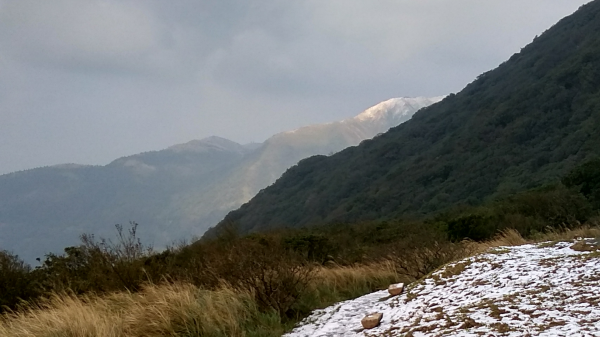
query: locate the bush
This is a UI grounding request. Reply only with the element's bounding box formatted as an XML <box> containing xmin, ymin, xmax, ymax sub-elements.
<box><xmin>563</xmin><ymin>158</ymin><xmax>600</xmax><ymax>210</ymax></box>
<box><xmin>441</xmin><ymin>184</ymin><xmax>593</xmax><ymax>242</ymax></box>
<box><xmin>446</xmin><ymin>213</ymin><xmax>497</xmax><ymax>241</ymax></box>
<box><xmin>36</xmin><ymin>222</ymin><xmax>153</xmax><ymax>294</ymax></box>
<box><xmin>283</xmin><ymin>234</ymin><xmax>333</xmax><ymax>264</ymax></box>
<box><xmin>0</xmin><ymin>251</ymin><xmax>37</xmax><ymax>311</ymax></box>
<box><xmin>197</xmin><ymin>236</ymin><xmax>315</xmax><ymax>317</ymax></box>
<box><xmin>497</xmin><ymin>185</ymin><xmax>592</xmax><ymax>231</ymax></box>
<box><xmin>387</xmin><ymin>239</ymin><xmax>471</xmax><ymax>281</ymax></box>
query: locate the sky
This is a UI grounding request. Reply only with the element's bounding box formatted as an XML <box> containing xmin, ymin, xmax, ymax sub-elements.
<box><xmin>0</xmin><ymin>0</ymin><xmax>592</xmax><ymax>175</ymax></box>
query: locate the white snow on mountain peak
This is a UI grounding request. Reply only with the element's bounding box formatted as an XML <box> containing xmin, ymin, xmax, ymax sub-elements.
<box><xmin>281</xmin><ymin>96</ymin><xmax>444</xmax><ymax>137</ymax></box>
<box><xmin>354</xmin><ymin>96</ymin><xmax>445</xmax><ymax>122</ymax></box>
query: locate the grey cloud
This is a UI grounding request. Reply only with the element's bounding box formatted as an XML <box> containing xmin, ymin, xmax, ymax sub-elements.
<box><xmin>0</xmin><ymin>0</ymin><xmax>592</xmax><ymax>175</ymax></box>
<box><xmin>1</xmin><ymin>2</ymin><xmax>153</xmax><ymax>66</ymax></box>
<box><xmin>197</xmin><ymin>0</ymin><xmax>586</xmax><ymax>98</ymax></box>
<box><xmin>0</xmin><ymin>0</ymin><xmax>208</xmax><ymax>80</ymax></box>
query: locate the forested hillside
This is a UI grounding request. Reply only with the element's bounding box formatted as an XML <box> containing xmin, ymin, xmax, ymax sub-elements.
<box><xmin>210</xmin><ymin>1</ymin><xmax>600</xmax><ymax>236</ymax></box>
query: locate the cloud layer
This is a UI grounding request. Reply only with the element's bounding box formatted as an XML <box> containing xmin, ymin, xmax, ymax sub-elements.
<box><xmin>0</xmin><ymin>0</ymin><xmax>591</xmax><ymax>174</ymax></box>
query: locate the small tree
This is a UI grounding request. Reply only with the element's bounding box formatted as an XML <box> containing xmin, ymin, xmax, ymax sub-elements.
<box><xmin>563</xmin><ymin>158</ymin><xmax>600</xmax><ymax>210</ymax></box>
<box><xmin>37</xmin><ymin>222</ymin><xmax>153</xmax><ymax>294</ymax></box>
<box><xmin>198</xmin><ymin>236</ymin><xmax>315</xmax><ymax>317</ymax></box>
<box><xmin>0</xmin><ymin>250</ymin><xmax>37</xmax><ymax>311</ymax></box>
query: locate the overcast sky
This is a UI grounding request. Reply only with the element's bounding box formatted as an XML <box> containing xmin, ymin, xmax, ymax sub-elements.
<box><xmin>0</xmin><ymin>0</ymin><xmax>591</xmax><ymax>175</ymax></box>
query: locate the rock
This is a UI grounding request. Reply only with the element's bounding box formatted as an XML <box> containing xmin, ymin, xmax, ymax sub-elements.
<box><xmin>388</xmin><ymin>282</ymin><xmax>404</xmax><ymax>296</ymax></box>
<box><xmin>361</xmin><ymin>312</ymin><xmax>383</xmax><ymax>329</ymax></box>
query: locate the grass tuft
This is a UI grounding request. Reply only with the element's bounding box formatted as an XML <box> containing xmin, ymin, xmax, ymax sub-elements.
<box><xmin>0</xmin><ymin>284</ymin><xmax>285</xmax><ymax>337</ymax></box>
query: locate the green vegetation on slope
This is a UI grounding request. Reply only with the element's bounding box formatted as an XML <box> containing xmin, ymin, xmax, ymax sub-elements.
<box><xmin>209</xmin><ymin>0</ymin><xmax>600</xmax><ymax>236</ymax></box>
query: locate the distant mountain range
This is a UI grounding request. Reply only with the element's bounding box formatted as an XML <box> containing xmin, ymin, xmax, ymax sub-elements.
<box><xmin>0</xmin><ymin>97</ymin><xmax>441</xmax><ymax>262</ymax></box>
<box><xmin>209</xmin><ymin>0</ymin><xmax>600</xmax><ymax>237</ymax></box>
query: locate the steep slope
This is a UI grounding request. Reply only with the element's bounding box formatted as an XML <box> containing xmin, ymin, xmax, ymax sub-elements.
<box><xmin>203</xmin><ymin>97</ymin><xmax>443</xmax><ymax>206</ymax></box>
<box><xmin>211</xmin><ymin>1</ymin><xmax>600</xmax><ymax>236</ymax></box>
<box><xmin>285</xmin><ymin>240</ymin><xmax>600</xmax><ymax>336</ymax></box>
<box><xmin>138</xmin><ymin>97</ymin><xmax>441</xmax><ymax>242</ymax></box>
<box><xmin>0</xmin><ymin>98</ymin><xmax>439</xmax><ymax>262</ymax></box>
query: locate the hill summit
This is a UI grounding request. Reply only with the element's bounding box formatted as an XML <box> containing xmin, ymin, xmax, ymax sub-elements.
<box><xmin>210</xmin><ymin>0</ymin><xmax>600</xmax><ymax>236</ymax></box>
<box><xmin>353</xmin><ymin>97</ymin><xmax>441</xmax><ymax>122</ymax></box>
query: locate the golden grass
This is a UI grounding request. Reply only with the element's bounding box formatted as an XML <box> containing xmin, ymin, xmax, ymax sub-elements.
<box><xmin>0</xmin><ymin>283</ymin><xmax>273</xmax><ymax>337</ymax></box>
<box><xmin>463</xmin><ymin>226</ymin><xmax>600</xmax><ymax>257</ymax></box>
<box><xmin>467</xmin><ymin>228</ymin><xmax>529</xmax><ymax>255</ymax></box>
<box><xmin>312</xmin><ymin>260</ymin><xmax>403</xmax><ymax>290</ymax></box>
<box><xmin>533</xmin><ymin>225</ymin><xmax>600</xmax><ymax>242</ymax></box>
<box><xmin>448</xmin><ymin>226</ymin><xmax>600</xmax><ymax>269</ymax></box>
<box><xmin>0</xmin><ymin>264</ymin><xmax>404</xmax><ymax>337</ymax></box>
<box><xmin>0</xmin><ymin>292</ymin><xmax>124</xmax><ymax>337</ymax></box>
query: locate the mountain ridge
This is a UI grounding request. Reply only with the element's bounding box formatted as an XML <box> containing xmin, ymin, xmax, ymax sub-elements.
<box><xmin>0</xmin><ymin>97</ymin><xmax>440</xmax><ymax>262</ymax></box>
<box><xmin>208</xmin><ymin>0</ymin><xmax>600</xmax><ymax>237</ymax></box>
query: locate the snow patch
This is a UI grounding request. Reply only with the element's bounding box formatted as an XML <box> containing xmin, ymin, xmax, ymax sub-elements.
<box><xmin>282</xmin><ymin>96</ymin><xmax>444</xmax><ymax>136</ymax></box>
<box><xmin>353</xmin><ymin>96</ymin><xmax>445</xmax><ymax>122</ymax></box>
<box><xmin>285</xmin><ymin>240</ymin><xmax>600</xmax><ymax>336</ymax></box>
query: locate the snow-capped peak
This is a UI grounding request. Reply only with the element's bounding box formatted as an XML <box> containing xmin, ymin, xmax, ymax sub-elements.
<box><xmin>276</xmin><ymin>96</ymin><xmax>444</xmax><ymax>138</ymax></box>
<box><xmin>354</xmin><ymin>96</ymin><xmax>445</xmax><ymax>122</ymax></box>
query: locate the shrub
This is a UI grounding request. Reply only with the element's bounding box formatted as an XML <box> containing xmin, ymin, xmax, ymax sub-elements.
<box><xmin>387</xmin><ymin>240</ymin><xmax>471</xmax><ymax>281</ymax></box>
<box><xmin>283</xmin><ymin>234</ymin><xmax>333</xmax><ymax>264</ymax></box>
<box><xmin>35</xmin><ymin>222</ymin><xmax>153</xmax><ymax>294</ymax></box>
<box><xmin>563</xmin><ymin>158</ymin><xmax>600</xmax><ymax>210</ymax></box>
<box><xmin>198</xmin><ymin>237</ymin><xmax>315</xmax><ymax>317</ymax></box>
<box><xmin>446</xmin><ymin>213</ymin><xmax>497</xmax><ymax>241</ymax></box>
<box><xmin>497</xmin><ymin>185</ymin><xmax>592</xmax><ymax>232</ymax></box>
<box><xmin>0</xmin><ymin>251</ymin><xmax>37</xmax><ymax>311</ymax></box>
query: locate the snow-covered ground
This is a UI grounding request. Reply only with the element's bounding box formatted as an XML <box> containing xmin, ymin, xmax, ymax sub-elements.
<box><xmin>285</xmin><ymin>240</ymin><xmax>600</xmax><ymax>337</ymax></box>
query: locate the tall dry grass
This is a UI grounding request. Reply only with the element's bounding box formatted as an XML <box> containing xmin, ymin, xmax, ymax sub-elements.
<box><xmin>531</xmin><ymin>224</ymin><xmax>600</xmax><ymax>242</ymax></box>
<box><xmin>309</xmin><ymin>261</ymin><xmax>403</xmax><ymax>299</ymax></box>
<box><xmin>0</xmin><ymin>263</ymin><xmax>407</xmax><ymax>337</ymax></box>
<box><xmin>473</xmin><ymin>225</ymin><xmax>600</xmax><ymax>252</ymax></box>
<box><xmin>313</xmin><ymin>261</ymin><xmax>402</xmax><ymax>290</ymax></box>
<box><xmin>0</xmin><ymin>283</ymin><xmax>283</xmax><ymax>337</ymax></box>
<box><xmin>442</xmin><ymin>225</ymin><xmax>600</xmax><ymax>262</ymax></box>
<box><xmin>467</xmin><ymin>228</ymin><xmax>528</xmax><ymax>254</ymax></box>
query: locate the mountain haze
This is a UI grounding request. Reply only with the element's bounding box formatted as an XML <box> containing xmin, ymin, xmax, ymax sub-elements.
<box><xmin>0</xmin><ymin>136</ymin><xmax>249</xmax><ymax>262</ymax></box>
<box><xmin>210</xmin><ymin>1</ymin><xmax>600</xmax><ymax>236</ymax></box>
<box><xmin>0</xmin><ymin>97</ymin><xmax>440</xmax><ymax>261</ymax></box>
<box><xmin>209</xmin><ymin>97</ymin><xmax>444</xmax><ymax>203</ymax></box>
